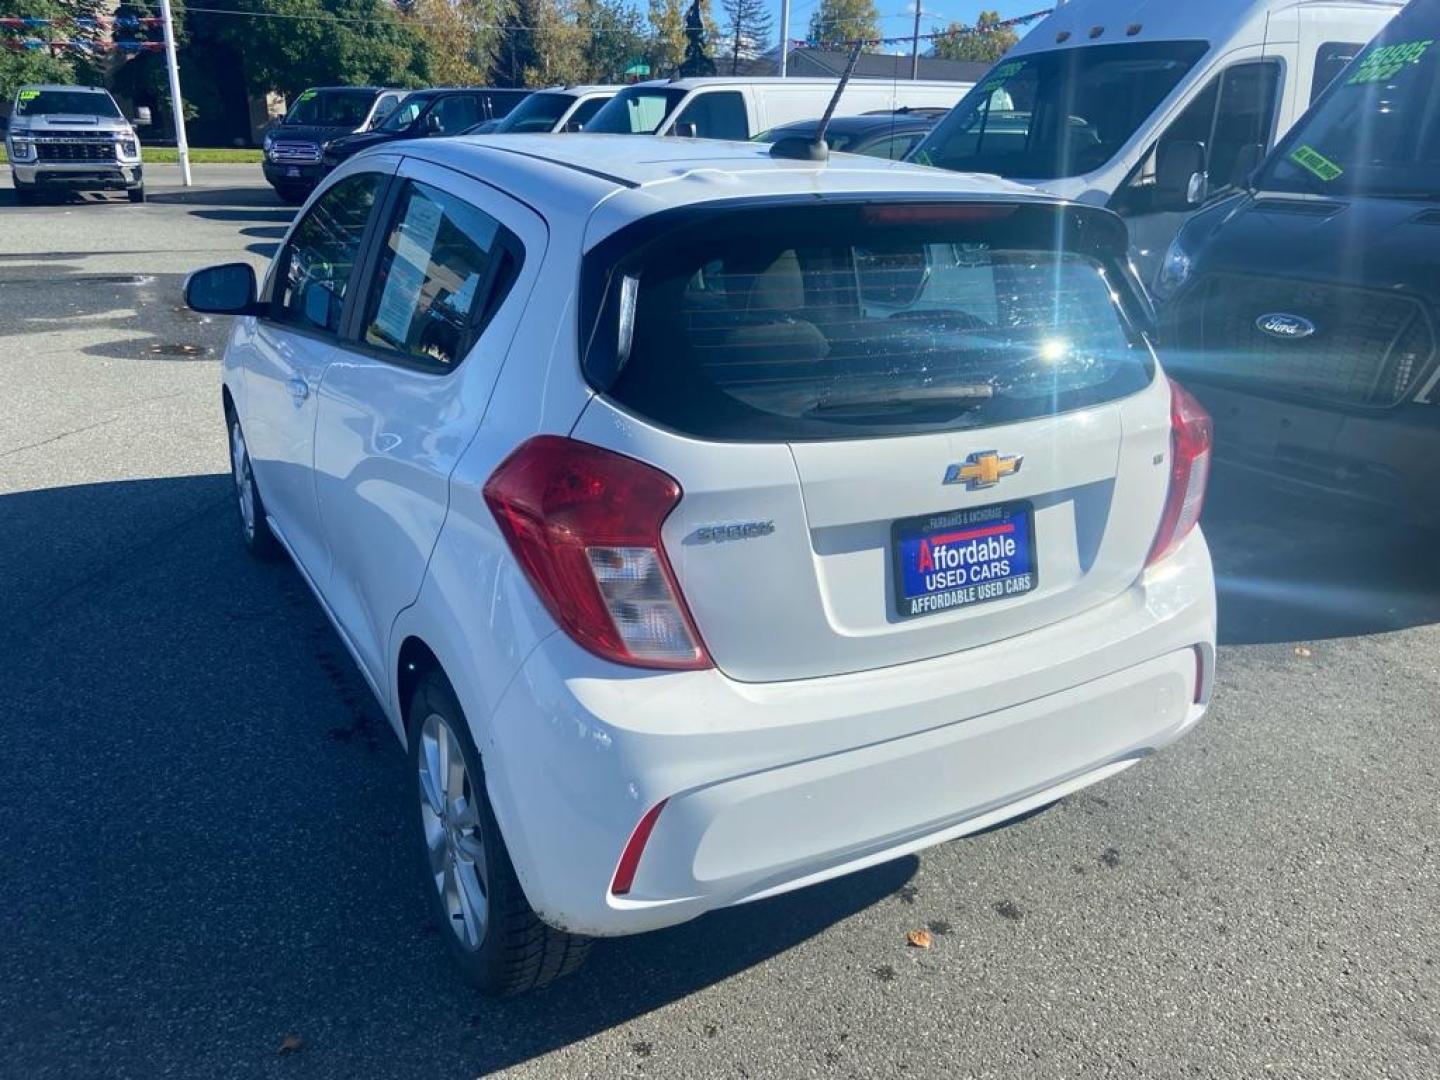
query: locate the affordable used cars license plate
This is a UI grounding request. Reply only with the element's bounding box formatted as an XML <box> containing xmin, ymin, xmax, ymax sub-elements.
<box><xmin>892</xmin><ymin>501</ymin><xmax>1037</xmax><ymax>619</ymax></box>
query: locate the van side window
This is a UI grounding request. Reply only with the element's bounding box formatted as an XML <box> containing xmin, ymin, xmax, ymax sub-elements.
<box><xmin>1312</xmin><ymin>42</ymin><xmax>1364</xmax><ymax>103</ymax></box>
<box><xmin>272</xmin><ymin>173</ymin><xmax>384</xmax><ymax>335</ymax></box>
<box><xmin>673</xmin><ymin>92</ymin><xmax>748</xmax><ymax>139</ymax></box>
<box><xmin>1119</xmin><ymin>59</ymin><xmax>1281</xmax><ymax>209</ymax></box>
<box><xmin>361</xmin><ymin>181</ymin><xmax>522</xmax><ymax>371</ymax></box>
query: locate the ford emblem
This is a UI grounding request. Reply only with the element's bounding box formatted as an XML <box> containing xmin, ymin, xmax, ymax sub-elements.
<box><xmin>1256</xmin><ymin>312</ymin><xmax>1316</xmax><ymax>340</ymax></box>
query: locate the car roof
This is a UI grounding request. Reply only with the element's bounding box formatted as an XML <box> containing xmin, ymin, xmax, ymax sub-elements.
<box><xmin>623</xmin><ymin>76</ymin><xmax>973</xmax><ymax>90</ymax></box>
<box><xmin>409</xmin><ymin>134</ymin><xmax>1045</xmax><ymax>244</ymax></box>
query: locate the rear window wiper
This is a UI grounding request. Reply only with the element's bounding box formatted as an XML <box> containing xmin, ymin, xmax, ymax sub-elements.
<box><xmin>811</xmin><ymin>384</ymin><xmax>994</xmax><ymax>413</ymax></box>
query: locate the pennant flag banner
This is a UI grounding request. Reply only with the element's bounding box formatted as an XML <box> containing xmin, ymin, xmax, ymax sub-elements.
<box><xmin>791</xmin><ymin>7</ymin><xmax>1052</xmax><ymax>51</ymax></box>
<box><xmin>2</xmin><ymin>36</ymin><xmax>164</xmax><ymax>53</ymax></box>
<box><xmin>0</xmin><ymin>15</ymin><xmax>164</xmax><ymax>31</ymax></box>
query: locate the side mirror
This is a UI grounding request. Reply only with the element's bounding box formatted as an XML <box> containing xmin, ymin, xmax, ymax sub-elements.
<box><xmin>673</xmin><ymin>122</ymin><xmax>698</xmax><ymax>138</ymax></box>
<box><xmin>1155</xmin><ymin>140</ymin><xmax>1208</xmax><ymax>211</ymax></box>
<box><xmin>133</xmin><ymin>106</ymin><xmax>153</xmax><ymax>127</ymax></box>
<box><xmin>185</xmin><ymin>263</ymin><xmax>260</xmax><ymax>315</ymax></box>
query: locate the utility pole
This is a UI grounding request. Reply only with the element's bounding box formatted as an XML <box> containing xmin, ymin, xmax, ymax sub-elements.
<box><xmin>778</xmin><ymin>0</ymin><xmax>790</xmax><ymax>77</ymax></box>
<box><xmin>910</xmin><ymin>3</ymin><xmax>923</xmax><ymax>79</ymax></box>
<box><xmin>158</xmin><ymin>0</ymin><xmax>191</xmax><ymax>187</ymax></box>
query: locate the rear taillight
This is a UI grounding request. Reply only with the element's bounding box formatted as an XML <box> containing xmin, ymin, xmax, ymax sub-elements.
<box><xmin>483</xmin><ymin>436</ymin><xmax>711</xmax><ymax>670</ymax></box>
<box><xmin>1147</xmin><ymin>379</ymin><xmax>1213</xmax><ymax>567</ymax></box>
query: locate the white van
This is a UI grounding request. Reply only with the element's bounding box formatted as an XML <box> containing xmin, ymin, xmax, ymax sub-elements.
<box><xmin>910</xmin><ymin>0</ymin><xmax>1401</xmax><ymax>281</ymax></box>
<box><xmin>585</xmin><ymin>77</ymin><xmax>972</xmax><ymax>140</ymax></box>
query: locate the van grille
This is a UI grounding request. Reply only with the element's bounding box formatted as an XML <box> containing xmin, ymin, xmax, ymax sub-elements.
<box><xmin>34</xmin><ymin>135</ymin><xmax>118</xmax><ymax>163</ymax></box>
<box><xmin>1183</xmin><ymin>274</ymin><xmax>1434</xmax><ymax>408</ymax></box>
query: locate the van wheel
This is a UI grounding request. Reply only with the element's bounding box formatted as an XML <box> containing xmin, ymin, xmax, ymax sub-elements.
<box><xmin>408</xmin><ymin>670</ymin><xmax>590</xmax><ymax>995</ymax></box>
<box><xmin>227</xmin><ymin>412</ymin><xmax>280</xmax><ymax>560</ymax></box>
<box><xmin>127</xmin><ymin>185</ymin><xmax>146</xmax><ymax>203</ymax></box>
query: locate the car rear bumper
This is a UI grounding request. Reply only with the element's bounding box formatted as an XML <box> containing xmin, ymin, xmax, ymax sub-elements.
<box><xmin>13</xmin><ymin>162</ymin><xmax>141</xmax><ymax>189</ymax></box>
<box><xmin>1190</xmin><ymin>381</ymin><xmax>1440</xmax><ymax>529</ymax></box>
<box><xmin>481</xmin><ymin>532</ymin><xmax>1216</xmax><ymax>937</ymax></box>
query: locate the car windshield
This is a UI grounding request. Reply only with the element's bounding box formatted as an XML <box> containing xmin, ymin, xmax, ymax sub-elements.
<box><xmin>379</xmin><ymin>97</ymin><xmax>430</xmax><ymax>132</ymax></box>
<box><xmin>493</xmin><ymin>92</ymin><xmax>573</xmax><ymax>133</ymax></box>
<box><xmin>584</xmin><ymin>87</ymin><xmax>687</xmax><ymax>134</ymax></box>
<box><xmin>14</xmin><ymin>89</ymin><xmax>120</xmax><ymax>118</ymax></box>
<box><xmin>911</xmin><ymin>41</ymin><xmax>1209</xmax><ymax>180</ymax></box>
<box><xmin>282</xmin><ymin>89</ymin><xmax>375</xmax><ymax>128</ymax></box>
<box><xmin>1259</xmin><ymin>13</ymin><xmax>1440</xmax><ymax>199</ymax></box>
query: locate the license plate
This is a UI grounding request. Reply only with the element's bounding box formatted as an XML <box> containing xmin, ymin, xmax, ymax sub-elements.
<box><xmin>892</xmin><ymin>501</ymin><xmax>1038</xmax><ymax>619</ymax></box>
<box><xmin>285</xmin><ymin>166</ymin><xmax>301</xmax><ymax>177</ymax></box>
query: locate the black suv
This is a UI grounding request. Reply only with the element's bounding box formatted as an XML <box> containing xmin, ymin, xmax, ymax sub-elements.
<box><xmin>262</xmin><ymin>87</ymin><xmax>409</xmax><ymax>203</ymax></box>
<box><xmin>320</xmin><ymin>88</ymin><xmax>530</xmax><ymax>173</ymax></box>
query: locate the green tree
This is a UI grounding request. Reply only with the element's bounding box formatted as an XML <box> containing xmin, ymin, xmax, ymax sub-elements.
<box><xmin>575</xmin><ymin>0</ymin><xmax>647</xmax><ymax>83</ymax></box>
<box><xmin>720</xmin><ymin>0</ymin><xmax>771</xmax><ymax>75</ymax></box>
<box><xmin>806</xmin><ymin>0</ymin><xmax>879</xmax><ymax>48</ymax></box>
<box><xmin>0</xmin><ymin>0</ymin><xmax>109</xmax><ymax>104</ymax></box>
<box><xmin>410</xmin><ymin>0</ymin><xmax>512</xmax><ymax>86</ymax></box>
<box><xmin>680</xmin><ymin>0</ymin><xmax>714</xmax><ymax>76</ymax></box>
<box><xmin>931</xmin><ymin>10</ymin><xmax>1018</xmax><ymax>63</ymax></box>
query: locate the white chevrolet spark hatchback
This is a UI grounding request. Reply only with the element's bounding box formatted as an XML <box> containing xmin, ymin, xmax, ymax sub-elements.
<box><xmin>186</xmin><ymin>135</ymin><xmax>1216</xmax><ymax>994</ymax></box>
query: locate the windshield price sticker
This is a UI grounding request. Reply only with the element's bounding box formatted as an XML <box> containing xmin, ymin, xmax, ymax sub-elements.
<box><xmin>18</xmin><ymin>89</ymin><xmax>39</xmax><ymax>101</ymax></box>
<box><xmin>1289</xmin><ymin>144</ymin><xmax>1344</xmax><ymax>182</ymax></box>
<box><xmin>297</xmin><ymin>90</ymin><xmax>316</xmax><ymax>102</ymax></box>
<box><xmin>978</xmin><ymin>60</ymin><xmax>1026</xmax><ymax>96</ymax></box>
<box><xmin>1348</xmin><ymin>39</ymin><xmax>1434</xmax><ymax>84</ymax></box>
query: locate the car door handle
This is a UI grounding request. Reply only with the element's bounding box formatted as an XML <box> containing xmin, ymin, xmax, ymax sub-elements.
<box><xmin>287</xmin><ymin>377</ymin><xmax>310</xmax><ymax>405</ymax></box>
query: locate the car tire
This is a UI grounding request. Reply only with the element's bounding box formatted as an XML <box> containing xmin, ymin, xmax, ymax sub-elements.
<box><xmin>127</xmin><ymin>185</ymin><xmax>146</xmax><ymax>203</ymax></box>
<box><xmin>226</xmin><ymin>411</ymin><xmax>280</xmax><ymax>561</ymax></box>
<box><xmin>407</xmin><ymin>669</ymin><xmax>591</xmax><ymax>996</ymax></box>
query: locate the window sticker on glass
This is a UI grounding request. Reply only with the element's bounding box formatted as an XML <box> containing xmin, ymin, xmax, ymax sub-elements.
<box><xmin>1289</xmin><ymin>144</ymin><xmax>1344</xmax><ymax>182</ymax></box>
<box><xmin>18</xmin><ymin>89</ymin><xmax>39</xmax><ymax>101</ymax></box>
<box><xmin>1347</xmin><ymin>39</ymin><xmax>1434</xmax><ymax>84</ymax></box>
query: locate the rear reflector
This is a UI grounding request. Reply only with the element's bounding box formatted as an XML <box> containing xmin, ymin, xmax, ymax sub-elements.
<box><xmin>484</xmin><ymin>436</ymin><xmax>712</xmax><ymax>670</ymax></box>
<box><xmin>611</xmin><ymin>799</ymin><xmax>668</xmax><ymax>896</ymax></box>
<box><xmin>1147</xmin><ymin>379</ymin><xmax>1213</xmax><ymax>567</ymax></box>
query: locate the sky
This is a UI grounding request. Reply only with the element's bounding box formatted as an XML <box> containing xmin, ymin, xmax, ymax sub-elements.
<box><xmin>762</xmin><ymin>0</ymin><xmax>1047</xmax><ymax>51</ymax></box>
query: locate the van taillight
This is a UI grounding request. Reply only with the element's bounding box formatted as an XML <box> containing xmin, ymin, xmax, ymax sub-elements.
<box><xmin>1147</xmin><ymin>379</ymin><xmax>1213</xmax><ymax>567</ymax></box>
<box><xmin>483</xmin><ymin>436</ymin><xmax>712</xmax><ymax>671</ymax></box>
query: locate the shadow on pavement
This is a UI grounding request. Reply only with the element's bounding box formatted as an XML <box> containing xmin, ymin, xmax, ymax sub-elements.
<box><xmin>1203</xmin><ymin>466</ymin><xmax>1440</xmax><ymax>645</ymax></box>
<box><xmin>0</xmin><ymin>474</ymin><xmax>915</xmax><ymax>1077</ymax></box>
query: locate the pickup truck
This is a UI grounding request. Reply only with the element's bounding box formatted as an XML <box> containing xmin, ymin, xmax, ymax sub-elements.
<box><xmin>6</xmin><ymin>84</ymin><xmax>145</xmax><ymax>204</ymax></box>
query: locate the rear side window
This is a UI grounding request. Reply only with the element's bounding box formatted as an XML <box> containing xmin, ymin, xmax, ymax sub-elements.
<box><xmin>586</xmin><ymin>203</ymin><xmax>1153</xmax><ymax>440</ymax></box>
<box><xmin>361</xmin><ymin>180</ymin><xmax>521</xmax><ymax>370</ymax></box>
<box><xmin>273</xmin><ymin>173</ymin><xmax>383</xmax><ymax>334</ymax></box>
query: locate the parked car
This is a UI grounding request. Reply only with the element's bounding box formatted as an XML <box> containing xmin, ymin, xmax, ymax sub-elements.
<box><xmin>262</xmin><ymin>86</ymin><xmax>410</xmax><ymax>204</ymax></box>
<box><xmin>910</xmin><ymin>0</ymin><xmax>1402</xmax><ymax>282</ymax></box>
<box><xmin>468</xmin><ymin>85</ymin><xmax>619</xmax><ymax>135</ymax></box>
<box><xmin>319</xmin><ymin>88</ymin><xmax>530</xmax><ymax>176</ymax></box>
<box><xmin>6</xmin><ymin>84</ymin><xmax>146</xmax><ymax>204</ymax></box>
<box><xmin>754</xmin><ymin>107</ymin><xmax>947</xmax><ymax>160</ymax></box>
<box><xmin>1159</xmin><ymin>0</ymin><xmax>1440</xmax><ymax>530</ymax></box>
<box><xmin>185</xmin><ymin>133</ymin><xmax>1216</xmax><ymax>995</ymax></box>
<box><xmin>584</xmin><ymin>77</ymin><xmax>970</xmax><ymax>140</ymax></box>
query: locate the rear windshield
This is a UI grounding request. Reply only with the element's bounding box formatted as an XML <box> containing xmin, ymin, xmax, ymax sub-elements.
<box><xmin>586</xmin><ymin>203</ymin><xmax>1153</xmax><ymax>440</ymax></box>
<box><xmin>15</xmin><ymin>89</ymin><xmax>120</xmax><ymax>118</ymax></box>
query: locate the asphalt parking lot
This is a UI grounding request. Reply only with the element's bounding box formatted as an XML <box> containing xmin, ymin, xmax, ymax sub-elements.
<box><xmin>1</xmin><ymin>166</ymin><xmax>1438</xmax><ymax>1080</ymax></box>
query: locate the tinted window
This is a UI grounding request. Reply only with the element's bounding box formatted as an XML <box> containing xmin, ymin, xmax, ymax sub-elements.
<box><xmin>380</xmin><ymin>97</ymin><xmax>429</xmax><ymax>132</ymax></box>
<box><xmin>1312</xmin><ymin>42</ymin><xmax>1364</xmax><ymax>103</ymax></box>
<box><xmin>912</xmin><ymin>42</ymin><xmax>1208</xmax><ymax>180</ymax></box>
<box><xmin>273</xmin><ymin>173</ymin><xmax>383</xmax><ymax>334</ymax></box>
<box><xmin>590</xmin><ymin>204</ymin><xmax>1152</xmax><ymax>440</ymax></box>
<box><xmin>568</xmin><ymin>96</ymin><xmax>609</xmax><ymax>129</ymax></box>
<box><xmin>494</xmin><ymin>92</ymin><xmax>573</xmax><ymax>133</ymax></box>
<box><xmin>15</xmin><ymin>89</ymin><xmax>120</xmax><ymax>118</ymax></box>
<box><xmin>362</xmin><ymin>181</ymin><xmax>521</xmax><ymax>370</ymax></box>
<box><xmin>585</xmin><ymin>88</ymin><xmax>687</xmax><ymax>133</ymax></box>
<box><xmin>371</xmin><ymin>93</ymin><xmax>403</xmax><ymax>124</ymax></box>
<box><xmin>430</xmin><ymin>95</ymin><xmax>482</xmax><ymax>134</ymax></box>
<box><xmin>673</xmin><ymin>92</ymin><xmax>748</xmax><ymax>139</ymax></box>
<box><xmin>282</xmin><ymin>89</ymin><xmax>375</xmax><ymax>128</ymax></box>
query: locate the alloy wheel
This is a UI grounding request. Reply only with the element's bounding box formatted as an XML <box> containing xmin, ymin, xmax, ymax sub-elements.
<box><xmin>417</xmin><ymin>712</ymin><xmax>490</xmax><ymax>951</ymax></box>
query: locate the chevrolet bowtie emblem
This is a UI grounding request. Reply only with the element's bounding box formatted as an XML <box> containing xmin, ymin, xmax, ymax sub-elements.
<box><xmin>943</xmin><ymin>451</ymin><xmax>1024</xmax><ymax>490</ymax></box>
